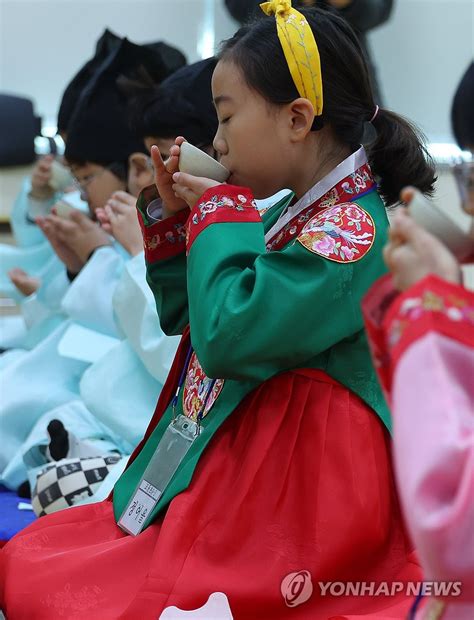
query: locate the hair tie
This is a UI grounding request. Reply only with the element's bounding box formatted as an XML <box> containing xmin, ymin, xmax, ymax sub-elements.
<box><xmin>361</xmin><ymin>106</ymin><xmax>379</xmax><ymax>145</ymax></box>
<box><xmin>370</xmin><ymin>105</ymin><xmax>379</xmax><ymax>123</ymax></box>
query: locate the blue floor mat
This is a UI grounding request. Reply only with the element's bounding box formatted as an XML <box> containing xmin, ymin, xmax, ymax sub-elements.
<box><xmin>0</xmin><ymin>485</ymin><xmax>36</xmax><ymax>543</ymax></box>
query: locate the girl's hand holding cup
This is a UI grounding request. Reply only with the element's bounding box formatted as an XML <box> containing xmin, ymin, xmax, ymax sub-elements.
<box><xmin>171</xmin><ymin>171</ymin><xmax>220</xmax><ymax>209</ymax></box>
<box><xmin>151</xmin><ymin>137</ymin><xmax>223</xmax><ymax>214</ymax></box>
<box><xmin>172</xmin><ymin>140</ymin><xmax>228</xmax><ymax>208</ymax></box>
<box><xmin>150</xmin><ymin>137</ymin><xmax>189</xmax><ymax>219</ymax></box>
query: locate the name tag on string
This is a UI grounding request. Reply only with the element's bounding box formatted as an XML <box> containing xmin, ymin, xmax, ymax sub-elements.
<box><xmin>118</xmin><ymin>414</ymin><xmax>200</xmax><ymax>536</ymax></box>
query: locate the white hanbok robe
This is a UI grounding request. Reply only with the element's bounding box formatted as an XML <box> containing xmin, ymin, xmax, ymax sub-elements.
<box><xmin>0</xmin><ymin>246</ymin><xmax>126</xmax><ymax>486</ymax></box>
<box><xmin>0</xmin><ymin>178</ymin><xmax>57</xmax><ymax>299</ymax></box>
<box><xmin>1</xmin><ymin>252</ymin><xmax>179</xmax><ymax>492</ymax></box>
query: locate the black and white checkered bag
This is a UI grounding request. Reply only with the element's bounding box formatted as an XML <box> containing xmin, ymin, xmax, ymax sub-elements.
<box><xmin>31</xmin><ymin>454</ymin><xmax>121</xmax><ymax>517</ymax></box>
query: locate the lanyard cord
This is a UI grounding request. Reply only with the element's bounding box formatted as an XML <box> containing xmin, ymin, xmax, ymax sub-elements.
<box><xmin>196</xmin><ymin>376</ymin><xmax>217</xmax><ymax>432</ymax></box>
<box><xmin>408</xmin><ymin>593</ymin><xmax>423</xmax><ymax>620</ymax></box>
<box><xmin>171</xmin><ymin>346</ymin><xmax>193</xmax><ymax>420</ymax></box>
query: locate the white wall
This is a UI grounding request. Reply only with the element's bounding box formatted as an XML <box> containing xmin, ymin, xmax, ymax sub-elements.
<box><xmin>0</xmin><ymin>0</ymin><xmax>473</xmax><ymax>142</ymax></box>
<box><xmin>370</xmin><ymin>0</ymin><xmax>474</xmax><ymax>143</ymax></box>
<box><xmin>0</xmin><ymin>0</ymin><xmax>237</xmax><ymax>126</ymax></box>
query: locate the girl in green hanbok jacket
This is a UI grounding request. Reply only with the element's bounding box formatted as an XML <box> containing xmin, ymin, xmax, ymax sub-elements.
<box><xmin>1</xmin><ymin>4</ymin><xmax>436</xmax><ymax>619</ymax></box>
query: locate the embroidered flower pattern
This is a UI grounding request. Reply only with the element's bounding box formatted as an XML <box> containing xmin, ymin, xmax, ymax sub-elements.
<box><xmin>183</xmin><ymin>353</ymin><xmax>224</xmax><ymax>422</ymax></box>
<box><xmin>388</xmin><ymin>290</ymin><xmax>474</xmax><ymax>349</ymax></box>
<box><xmin>186</xmin><ymin>193</ymin><xmax>259</xmax><ymax>246</ymax></box>
<box><xmin>200</xmin><ymin>201</ymin><xmax>219</xmax><ymax>214</ymax></box>
<box><xmin>313</xmin><ymin>234</ymin><xmax>336</xmax><ymax>256</ymax></box>
<box><xmin>297</xmin><ymin>203</ymin><xmax>375</xmax><ymax>262</ymax></box>
<box><xmin>196</xmin><ymin>194</ymin><xmax>257</xmax><ymax>224</ymax></box>
<box><xmin>146</xmin><ymin>234</ymin><xmax>160</xmax><ymax>250</ymax></box>
<box><xmin>42</xmin><ymin>583</ymin><xmax>106</xmax><ymax>616</ymax></box>
<box><xmin>351</xmin><ymin>170</ymin><xmax>370</xmax><ymax>191</ymax></box>
<box><xmin>145</xmin><ymin>223</ymin><xmax>185</xmax><ymax>252</ymax></box>
<box><xmin>341</xmin><ymin>245</ymin><xmax>356</xmax><ymax>260</ymax></box>
<box><xmin>340</xmin><ymin>170</ymin><xmax>370</xmax><ymax>195</ymax></box>
<box><xmin>8</xmin><ymin>532</ymin><xmax>51</xmax><ymax>558</ymax></box>
<box><xmin>265</xmin><ymin>162</ymin><xmax>375</xmax><ymax>252</ymax></box>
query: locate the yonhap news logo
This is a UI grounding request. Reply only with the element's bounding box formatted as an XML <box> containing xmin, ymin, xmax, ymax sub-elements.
<box><xmin>318</xmin><ymin>581</ymin><xmax>462</xmax><ymax>597</ymax></box>
<box><xmin>281</xmin><ymin>571</ymin><xmax>313</xmax><ymax>607</ymax></box>
<box><xmin>280</xmin><ymin>573</ymin><xmax>463</xmax><ymax>607</ymax></box>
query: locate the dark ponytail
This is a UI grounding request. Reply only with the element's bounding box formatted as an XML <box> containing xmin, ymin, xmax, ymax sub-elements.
<box><xmin>219</xmin><ymin>7</ymin><xmax>436</xmax><ymax>207</ymax></box>
<box><xmin>369</xmin><ymin>109</ymin><xmax>435</xmax><ymax>206</ymax></box>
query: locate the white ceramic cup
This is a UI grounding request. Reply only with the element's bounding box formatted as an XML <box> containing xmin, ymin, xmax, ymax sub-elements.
<box><xmin>54</xmin><ymin>199</ymin><xmax>76</xmax><ymax>218</ymax></box>
<box><xmin>49</xmin><ymin>160</ymin><xmax>73</xmax><ymax>192</ymax></box>
<box><xmin>408</xmin><ymin>189</ymin><xmax>473</xmax><ymax>261</ymax></box>
<box><xmin>179</xmin><ymin>142</ymin><xmax>229</xmax><ymax>183</ymax></box>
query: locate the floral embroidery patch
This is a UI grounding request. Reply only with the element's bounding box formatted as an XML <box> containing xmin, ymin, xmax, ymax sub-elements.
<box><xmin>182</xmin><ymin>352</ymin><xmax>224</xmax><ymax>422</ymax></box>
<box><xmin>297</xmin><ymin>203</ymin><xmax>375</xmax><ymax>262</ymax></box>
<box><xmin>265</xmin><ymin>162</ymin><xmax>375</xmax><ymax>252</ymax></box>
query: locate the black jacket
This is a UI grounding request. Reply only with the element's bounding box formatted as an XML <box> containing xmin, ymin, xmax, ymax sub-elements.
<box><xmin>224</xmin><ymin>0</ymin><xmax>394</xmax><ymax>103</ymax></box>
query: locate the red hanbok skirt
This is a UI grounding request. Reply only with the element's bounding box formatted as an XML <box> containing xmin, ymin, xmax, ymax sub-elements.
<box><xmin>0</xmin><ymin>369</ymin><xmax>420</xmax><ymax>619</ymax></box>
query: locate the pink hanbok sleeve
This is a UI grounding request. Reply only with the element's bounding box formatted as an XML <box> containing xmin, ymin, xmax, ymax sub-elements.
<box><xmin>363</xmin><ymin>274</ymin><xmax>474</xmax><ymax>608</ymax></box>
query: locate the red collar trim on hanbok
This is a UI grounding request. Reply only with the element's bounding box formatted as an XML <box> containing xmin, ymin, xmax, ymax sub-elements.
<box><xmin>265</xmin><ymin>149</ymin><xmax>376</xmax><ymax>252</ymax></box>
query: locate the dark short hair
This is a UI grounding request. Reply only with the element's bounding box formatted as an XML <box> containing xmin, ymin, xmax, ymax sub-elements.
<box><xmin>66</xmin><ymin>159</ymin><xmax>128</xmax><ymax>183</ymax></box>
<box><xmin>451</xmin><ymin>62</ymin><xmax>474</xmax><ymax>150</ymax></box>
<box><xmin>126</xmin><ymin>59</ymin><xmax>218</xmax><ymax>148</ymax></box>
<box><xmin>220</xmin><ymin>7</ymin><xmax>436</xmax><ymax>206</ymax></box>
<box><xmin>125</xmin><ymin>81</ymin><xmax>174</xmax><ymax>140</ymax></box>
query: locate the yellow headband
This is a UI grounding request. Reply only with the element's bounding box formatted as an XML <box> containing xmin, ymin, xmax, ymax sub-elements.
<box><xmin>260</xmin><ymin>0</ymin><xmax>323</xmax><ymax>117</ymax></box>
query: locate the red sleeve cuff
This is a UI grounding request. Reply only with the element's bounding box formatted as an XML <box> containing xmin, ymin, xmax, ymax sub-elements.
<box><xmin>364</xmin><ymin>274</ymin><xmax>474</xmax><ymax>396</ymax></box>
<box><xmin>136</xmin><ymin>185</ymin><xmax>189</xmax><ymax>263</ymax></box>
<box><xmin>384</xmin><ymin>274</ymin><xmax>474</xmax><ymax>367</ymax></box>
<box><xmin>186</xmin><ymin>185</ymin><xmax>261</xmax><ymax>253</ymax></box>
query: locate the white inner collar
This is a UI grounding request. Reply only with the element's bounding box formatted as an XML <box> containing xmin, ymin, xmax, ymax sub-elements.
<box><xmin>264</xmin><ymin>146</ymin><xmax>368</xmax><ymax>243</ymax></box>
